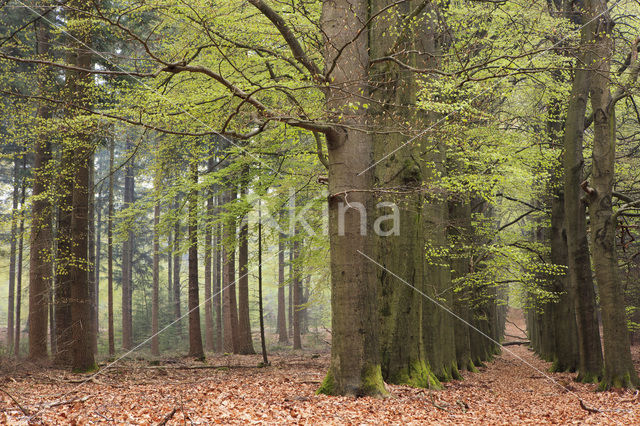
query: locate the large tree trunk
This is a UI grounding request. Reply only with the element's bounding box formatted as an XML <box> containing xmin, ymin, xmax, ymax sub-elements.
<box><xmin>28</xmin><ymin>7</ymin><xmax>53</xmax><ymax>362</ymax></box>
<box><xmin>107</xmin><ymin>139</ymin><xmax>115</xmax><ymax>356</ymax></box>
<box><xmin>222</xmin><ymin>189</ymin><xmax>240</xmax><ymax>353</ymax></box>
<box><xmin>562</xmin><ymin>1</ymin><xmax>604</xmax><ymax>382</ymax></box>
<box><xmin>237</xmin><ymin>185</ymin><xmax>255</xmax><ymax>355</ymax></box>
<box><xmin>586</xmin><ymin>0</ymin><xmax>638</xmax><ymax>389</ymax></box>
<box><xmin>94</xmin><ymin>177</ymin><xmax>102</xmax><ymax>355</ymax></box>
<box><xmin>317</xmin><ymin>0</ymin><xmax>386</xmax><ymax>397</ymax></box>
<box><xmin>187</xmin><ymin>162</ymin><xmax>204</xmax><ymax>359</ymax></box>
<box><xmin>66</xmin><ymin>2</ymin><xmax>95</xmax><ymax>370</ymax></box>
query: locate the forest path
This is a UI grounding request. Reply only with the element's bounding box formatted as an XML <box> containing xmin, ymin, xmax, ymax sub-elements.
<box><xmin>2</xmin><ymin>313</ymin><xmax>640</xmax><ymax>424</ymax></box>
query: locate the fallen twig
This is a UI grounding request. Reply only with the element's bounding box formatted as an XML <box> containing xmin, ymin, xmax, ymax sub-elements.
<box><xmin>502</xmin><ymin>341</ymin><xmax>530</xmax><ymax>346</ymax></box>
<box><xmin>0</xmin><ymin>388</ymin><xmax>30</xmax><ymax>416</ymax></box>
<box><xmin>43</xmin><ymin>395</ymin><xmax>92</xmax><ymax>409</ymax></box>
<box><xmin>157</xmin><ymin>407</ymin><xmax>178</xmax><ymax>426</ymax></box>
<box><xmin>579</xmin><ymin>399</ymin><xmax>602</xmax><ymax>414</ymax></box>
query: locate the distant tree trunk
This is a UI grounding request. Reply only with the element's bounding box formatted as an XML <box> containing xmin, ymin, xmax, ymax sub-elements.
<box><xmin>107</xmin><ymin>139</ymin><xmax>115</xmax><ymax>357</ymax></box>
<box><xmin>151</xmin><ymin>170</ymin><xmax>161</xmax><ymax>357</ymax></box>
<box><xmin>213</xmin><ymin>196</ymin><xmax>223</xmax><ymax>352</ymax></box>
<box><xmin>14</xmin><ymin>178</ymin><xmax>26</xmax><ymax>357</ymax></box>
<box><xmin>258</xmin><ymin>202</ymin><xmax>269</xmax><ymax>365</ymax></box>
<box><xmin>7</xmin><ymin>157</ymin><xmax>19</xmax><ymax>353</ymax></box>
<box><xmin>586</xmin><ymin>0</ymin><xmax>638</xmax><ymax>389</ymax></box>
<box><xmin>94</xmin><ymin>182</ymin><xmax>102</xmax><ymax>354</ymax></box>
<box><xmin>277</xmin><ymin>224</ymin><xmax>289</xmax><ymax>344</ymax></box>
<box><xmin>204</xmin><ymin>158</ymin><xmax>215</xmax><ymax>352</ymax></box>
<box><xmin>288</xmin><ymin>226</ymin><xmax>293</xmax><ymax>338</ymax></box>
<box><xmin>167</xmin><ymin>224</ymin><xmax>173</xmax><ymax>305</ymax></box>
<box><xmin>562</xmin><ymin>2</ymin><xmax>604</xmax><ymax>382</ymax></box>
<box><xmin>88</xmin><ymin>155</ymin><xmax>97</xmax><ymax>355</ymax></box>
<box><xmin>121</xmin><ymin>140</ymin><xmax>134</xmax><ymax>350</ymax></box>
<box><xmin>28</xmin><ymin>5</ymin><xmax>53</xmax><ymax>362</ymax></box>
<box><xmin>173</xmin><ymin>214</ymin><xmax>183</xmax><ymax>339</ymax></box>
<box><xmin>292</xmin><ymin>231</ymin><xmax>302</xmax><ymax>350</ymax></box>
<box><xmin>187</xmin><ymin>162</ymin><xmax>204</xmax><ymax>359</ymax></box>
<box><xmin>237</xmin><ymin>187</ymin><xmax>255</xmax><ymax>354</ymax></box>
<box><xmin>222</xmin><ymin>189</ymin><xmax>239</xmax><ymax>353</ymax></box>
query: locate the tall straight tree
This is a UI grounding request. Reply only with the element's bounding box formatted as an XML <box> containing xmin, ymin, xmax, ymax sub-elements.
<box><xmin>121</xmin><ymin>138</ymin><xmax>135</xmax><ymax>350</ymax></box>
<box><xmin>151</xmin><ymin>166</ymin><xmax>161</xmax><ymax>357</ymax></box>
<box><xmin>277</xmin><ymin>222</ymin><xmax>289</xmax><ymax>344</ymax></box>
<box><xmin>14</xmin><ymin>176</ymin><xmax>26</xmax><ymax>356</ymax></box>
<box><xmin>203</xmin><ymin>158</ymin><xmax>216</xmax><ymax>352</ymax></box>
<box><xmin>237</xmin><ymin>184</ymin><xmax>255</xmax><ymax>355</ymax></box>
<box><xmin>583</xmin><ymin>0</ymin><xmax>639</xmax><ymax>389</ymax></box>
<box><xmin>28</xmin><ymin>4</ymin><xmax>53</xmax><ymax>362</ymax></box>
<box><xmin>187</xmin><ymin>160</ymin><xmax>204</xmax><ymax>359</ymax></box>
<box><xmin>222</xmin><ymin>188</ymin><xmax>239</xmax><ymax>353</ymax></box>
<box><xmin>7</xmin><ymin>157</ymin><xmax>19</xmax><ymax>353</ymax></box>
<box><xmin>213</xmin><ymin>193</ymin><xmax>223</xmax><ymax>352</ymax></box>
<box><xmin>562</xmin><ymin>0</ymin><xmax>604</xmax><ymax>382</ymax></box>
<box><xmin>173</xmin><ymin>212</ymin><xmax>183</xmax><ymax>339</ymax></box>
<box><xmin>65</xmin><ymin>0</ymin><xmax>96</xmax><ymax>371</ymax></box>
<box><xmin>107</xmin><ymin>139</ymin><xmax>115</xmax><ymax>356</ymax></box>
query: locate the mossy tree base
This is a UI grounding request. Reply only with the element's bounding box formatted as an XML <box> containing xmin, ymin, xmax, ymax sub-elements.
<box><xmin>386</xmin><ymin>361</ymin><xmax>442</xmax><ymax>390</ymax></box>
<box><xmin>317</xmin><ymin>365</ymin><xmax>389</xmax><ymax>397</ymax></box>
<box><xmin>597</xmin><ymin>372</ymin><xmax>639</xmax><ymax>391</ymax></box>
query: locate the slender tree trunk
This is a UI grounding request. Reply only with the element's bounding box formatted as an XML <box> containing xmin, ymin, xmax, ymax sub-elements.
<box><xmin>222</xmin><ymin>189</ymin><xmax>239</xmax><ymax>353</ymax></box>
<box><xmin>173</xmin><ymin>215</ymin><xmax>183</xmax><ymax>339</ymax></box>
<box><xmin>258</xmin><ymin>202</ymin><xmax>269</xmax><ymax>365</ymax></box>
<box><xmin>88</xmin><ymin>154</ymin><xmax>97</xmax><ymax>355</ymax></box>
<box><xmin>292</xmin><ymin>231</ymin><xmax>302</xmax><ymax>350</ymax></box>
<box><xmin>28</xmin><ymin>5</ymin><xmax>53</xmax><ymax>362</ymax></box>
<box><xmin>151</xmin><ymin>171</ymin><xmax>160</xmax><ymax>357</ymax></box>
<box><xmin>288</xmin><ymin>246</ymin><xmax>293</xmax><ymax>338</ymax></box>
<box><xmin>167</xmin><ymin>224</ymin><xmax>173</xmax><ymax>305</ymax></box>
<box><xmin>107</xmin><ymin>139</ymin><xmax>115</xmax><ymax>357</ymax></box>
<box><xmin>204</xmin><ymin>159</ymin><xmax>215</xmax><ymax>352</ymax></box>
<box><xmin>188</xmin><ymin>162</ymin><xmax>204</xmax><ymax>359</ymax></box>
<box><xmin>121</xmin><ymin>140</ymin><xmax>134</xmax><ymax>350</ymax></box>
<box><xmin>213</xmin><ymin>196</ymin><xmax>223</xmax><ymax>352</ymax></box>
<box><xmin>317</xmin><ymin>0</ymin><xmax>386</xmax><ymax>396</ymax></box>
<box><xmin>14</xmin><ymin>179</ymin><xmax>26</xmax><ymax>357</ymax></box>
<box><xmin>237</xmin><ymin>192</ymin><xmax>256</xmax><ymax>354</ymax></box>
<box><xmin>94</xmin><ymin>182</ymin><xmax>102</xmax><ymax>354</ymax></box>
<box><xmin>586</xmin><ymin>0</ymin><xmax>638</xmax><ymax>389</ymax></box>
<box><xmin>277</xmin><ymin>223</ymin><xmax>289</xmax><ymax>343</ymax></box>
<box><xmin>7</xmin><ymin>158</ymin><xmax>19</xmax><ymax>353</ymax></box>
<box><xmin>562</xmin><ymin>2</ymin><xmax>603</xmax><ymax>382</ymax></box>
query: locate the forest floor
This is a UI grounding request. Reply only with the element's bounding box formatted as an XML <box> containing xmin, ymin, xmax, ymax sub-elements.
<box><xmin>2</xmin><ymin>311</ymin><xmax>640</xmax><ymax>424</ymax></box>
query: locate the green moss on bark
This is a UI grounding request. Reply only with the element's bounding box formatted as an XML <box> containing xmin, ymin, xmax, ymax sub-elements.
<box><xmin>316</xmin><ymin>370</ymin><xmax>335</xmax><ymax>395</ymax></box>
<box><xmin>360</xmin><ymin>364</ymin><xmax>389</xmax><ymax>397</ymax></box>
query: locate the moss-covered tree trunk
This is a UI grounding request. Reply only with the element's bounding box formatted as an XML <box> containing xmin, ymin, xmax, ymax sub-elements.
<box><xmin>562</xmin><ymin>1</ymin><xmax>604</xmax><ymax>382</ymax></box>
<box><xmin>585</xmin><ymin>0</ymin><xmax>638</xmax><ymax>389</ymax></box>
<box><xmin>317</xmin><ymin>0</ymin><xmax>386</xmax><ymax>397</ymax></box>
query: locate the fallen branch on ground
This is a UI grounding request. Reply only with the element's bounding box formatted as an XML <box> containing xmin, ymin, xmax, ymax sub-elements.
<box><xmin>502</xmin><ymin>341</ymin><xmax>530</xmax><ymax>346</ymax></box>
<box><xmin>0</xmin><ymin>388</ymin><xmax>30</xmax><ymax>416</ymax></box>
<box><xmin>157</xmin><ymin>407</ymin><xmax>178</xmax><ymax>426</ymax></box>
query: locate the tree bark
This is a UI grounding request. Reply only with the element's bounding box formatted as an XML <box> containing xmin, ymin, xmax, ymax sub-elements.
<box><xmin>277</xmin><ymin>222</ymin><xmax>289</xmax><ymax>343</ymax></box>
<box><xmin>151</xmin><ymin>170</ymin><xmax>160</xmax><ymax>357</ymax></box>
<box><xmin>562</xmin><ymin>1</ymin><xmax>604</xmax><ymax>382</ymax></box>
<box><xmin>14</xmin><ymin>177</ymin><xmax>26</xmax><ymax>357</ymax></box>
<box><xmin>187</xmin><ymin>162</ymin><xmax>204</xmax><ymax>359</ymax></box>
<box><xmin>88</xmin><ymin>153</ymin><xmax>97</xmax><ymax>355</ymax></box>
<box><xmin>317</xmin><ymin>0</ymin><xmax>386</xmax><ymax>397</ymax></box>
<box><xmin>173</xmin><ymin>211</ymin><xmax>183</xmax><ymax>340</ymax></box>
<box><xmin>213</xmin><ymin>195</ymin><xmax>223</xmax><ymax>352</ymax></box>
<box><xmin>121</xmin><ymin>139</ymin><xmax>134</xmax><ymax>350</ymax></box>
<box><xmin>586</xmin><ymin>0</ymin><xmax>638</xmax><ymax>389</ymax></box>
<box><xmin>28</xmin><ymin>5</ymin><xmax>53</xmax><ymax>362</ymax></box>
<box><xmin>237</xmin><ymin>214</ymin><xmax>256</xmax><ymax>354</ymax></box>
<box><xmin>292</xmin><ymin>230</ymin><xmax>302</xmax><ymax>350</ymax></box>
<box><xmin>222</xmin><ymin>189</ymin><xmax>240</xmax><ymax>353</ymax></box>
<box><xmin>204</xmin><ymin>159</ymin><xmax>215</xmax><ymax>352</ymax></box>
<box><xmin>7</xmin><ymin>157</ymin><xmax>19</xmax><ymax>353</ymax></box>
<box><xmin>107</xmin><ymin>139</ymin><xmax>115</xmax><ymax>357</ymax></box>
